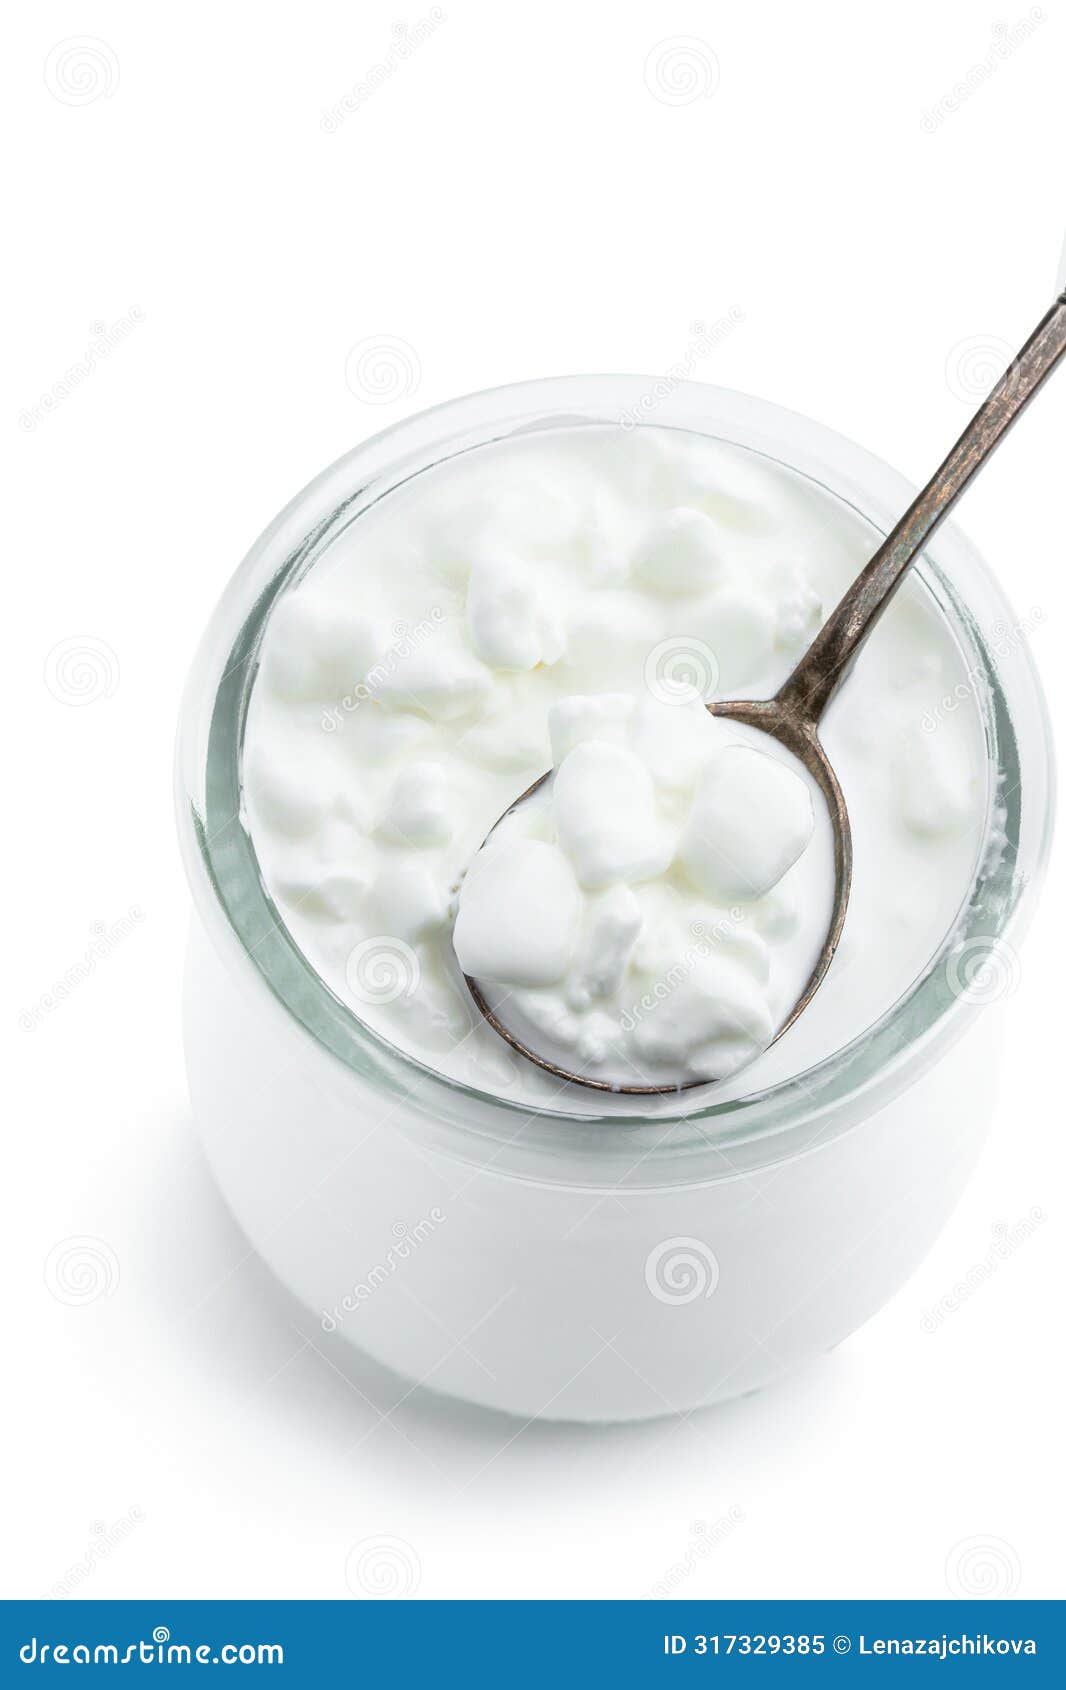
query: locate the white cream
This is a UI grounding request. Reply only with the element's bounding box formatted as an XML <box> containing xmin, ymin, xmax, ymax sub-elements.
<box><xmin>242</xmin><ymin>425</ymin><xmax>987</xmax><ymax>1111</ymax></box>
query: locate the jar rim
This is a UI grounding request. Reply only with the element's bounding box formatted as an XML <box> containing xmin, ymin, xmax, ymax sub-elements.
<box><xmin>176</xmin><ymin>375</ymin><xmax>1055</xmax><ymax>1182</ymax></box>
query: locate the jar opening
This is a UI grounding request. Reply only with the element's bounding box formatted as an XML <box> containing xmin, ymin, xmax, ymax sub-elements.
<box><xmin>178</xmin><ymin>377</ymin><xmax>1051</xmax><ymax>1181</ymax></box>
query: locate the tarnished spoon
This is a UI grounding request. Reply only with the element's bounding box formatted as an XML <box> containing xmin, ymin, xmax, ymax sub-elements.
<box><xmin>463</xmin><ymin>289</ymin><xmax>1066</xmax><ymax>1093</ymax></box>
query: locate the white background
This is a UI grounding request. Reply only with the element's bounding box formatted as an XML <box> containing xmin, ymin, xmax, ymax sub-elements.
<box><xmin>5</xmin><ymin>0</ymin><xmax>1064</xmax><ymax>1602</ymax></box>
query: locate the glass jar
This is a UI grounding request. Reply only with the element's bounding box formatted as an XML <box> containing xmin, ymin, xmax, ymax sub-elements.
<box><xmin>176</xmin><ymin>377</ymin><xmax>1053</xmax><ymax>1422</ymax></box>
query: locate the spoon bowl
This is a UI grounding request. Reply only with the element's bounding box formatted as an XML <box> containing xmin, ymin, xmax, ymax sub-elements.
<box><xmin>462</xmin><ymin>699</ymin><xmax>852</xmax><ymax>1095</ymax></box>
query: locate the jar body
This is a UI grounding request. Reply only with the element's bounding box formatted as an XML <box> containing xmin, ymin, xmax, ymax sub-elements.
<box><xmin>177</xmin><ymin>377</ymin><xmax>1052</xmax><ymax>1424</ymax></box>
<box><xmin>185</xmin><ymin>917</ymin><xmax>1000</xmax><ymax>1422</ymax></box>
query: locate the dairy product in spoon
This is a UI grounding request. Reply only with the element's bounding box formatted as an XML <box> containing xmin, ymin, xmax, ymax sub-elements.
<box><xmin>242</xmin><ymin>424</ymin><xmax>986</xmax><ymax>1110</ymax></box>
<box><xmin>454</xmin><ymin>694</ymin><xmax>825</xmax><ymax>1085</ymax></box>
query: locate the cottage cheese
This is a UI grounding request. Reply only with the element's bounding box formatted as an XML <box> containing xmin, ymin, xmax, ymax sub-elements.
<box><xmin>242</xmin><ymin>425</ymin><xmax>986</xmax><ymax>1110</ymax></box>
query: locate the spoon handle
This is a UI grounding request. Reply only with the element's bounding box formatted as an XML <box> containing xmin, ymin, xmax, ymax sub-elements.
<box><xmin>776</xmin><ymin>290</ymin><xmax>1066</xmax><ymax>724</ymax></box>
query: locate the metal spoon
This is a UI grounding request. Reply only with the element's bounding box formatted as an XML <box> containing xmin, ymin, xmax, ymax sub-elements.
<box><xmin>463</xmin><ymin>289</ymin><xmax>1066</xmax><ymax>1094</ymax></box>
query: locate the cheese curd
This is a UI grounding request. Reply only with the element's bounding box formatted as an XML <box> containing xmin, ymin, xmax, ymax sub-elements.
<box><xmin>454</xmin><ymin>696</ymin><xmax>825</xmax><ymax>1086</ymax></box>
<box><xmin>242</xmin><ymin>424</ymin><xmax>986</xmax><ymax>1108</ymax></box>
